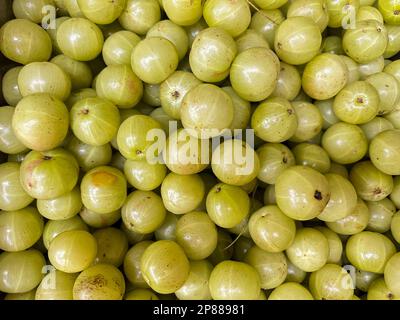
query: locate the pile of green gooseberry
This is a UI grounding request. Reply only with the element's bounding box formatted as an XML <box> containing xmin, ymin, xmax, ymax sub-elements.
<box><xmin>2</xmin><ymin>0</ymin><xmax>400</xmax><ymax>301</ymax></box>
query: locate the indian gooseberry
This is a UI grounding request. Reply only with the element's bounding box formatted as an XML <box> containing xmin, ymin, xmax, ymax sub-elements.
<box><xmin>20</xmin><ymin>148</ymin><xmax>79</xmax><ymax>200</ymax></box>
<box><xmin>102</xmin><ymin>30</ymin><xmax>141</xmax><ymax>66</ymax></box>
<box><xmin>96</xmin><ymin>64</ymin><xmax>143</xmax><ymax>109</ymax></box>
<box><xmin>162</xmin><ymin>0</ymin><xmax>203</xmax><ymax>26</ymax></box>
<box><xmin>146</xmin><ymin>20</ymin><xmax>189</xmax><ymax>61</ymax></box>
<box><xmin>203</xmin><ymin>0</ymin><xmax>251</xmax><ymax>37</ymax></box>
<box><xmin>208</xmin><ymin>230</ymin><xmax>234</xmax><ymax>265</ymax></box>
<box><xmin>92</xmin><ymin>227</ymin><xmax>128</xmax><ymax>267</ymax></box>
<box><xmin>122</xmin><ymin>190</ymin><xmax>166</xmax><ymax>234</ymax></box>
<box><xmin>292</xmin><ymin>143</ymin><xmax>330</xmax><ymax>174</ymax></box>
<box><xmin>0</xmin><ymin>19</ymin><xmax>52</xmax><ymax>64</ymax></box>
<box><xmin>117</xmin><ymin>115</ymin><xmax>163</xmax><ymax>161</ymax></box>
<box><xmin>317</xmin><ymin>173</ymin><xmax>358</xmax><ymax>222</ymax></box>
<box><xmin>235</xmin><ymin>29</ymin><xmax>270</xmax><ymax>54</ymax></box>
<box><xmin>315</xmin><ymin>226</ymin><xmax>343</xmax><ymax>265</ymax></box>
<box><xmin>339</xmin><ymin>55</ymin><xmax>361</xmax><ymax>84</ymax></box>
<box><xmin>131</xmin><ymin>37</ymin><xmax>178</xmax><ymax>85</ymax></box>
<box><xmin>118</xmin><ymin>0</ymin><xmax>160</xmax><ymax>35</ymax></box>
<box><xmin>46</xmin><ymin>16</ymin><xmax>70</xmax><ymax>55</ymax></box>
<box><xmin>48</xmin><ymin>230</ymin><xmax>97</xmax><ymax>273</ymax></box>
<box><xmin>366</xmin><ymin>72</ymin><xmax>400</xmax><ymax>115</ymax></box>
<box><xmin>257</xmin><ymin>143</ymin><xmax>295</xmax><ymax>184</ymax></box>
<box><xmin>356</xmin><ymin>5</ymin><xmax>384</xmax><ymax>23</ymax></box>
<box><xmin>290</xmin><ymin>101</ymin><xmax>323</xmax><ymax>142</ymax></box>
<box><xmin>12</xmin><ymin>94</ymin><xmax>69</xmax><ymax>151</ymax></box>
<box><xmin>275</xmin><ymin>165</ymin><xmax>330</xmax><ymax>221</ymax></box>
<box><xmin>161</xmin><ymin>173</ymin><xmax>205</xmax><ymax>215</ymax></box>
<box><xmin>367</xmin><ymin>277</ymin><xmax>399</xmax><ymax>300</ymax></box>
<box><xmin>384</xmin><ymin>25</ymin><xmax>400</xmax><ymax>58</ymax></box>
<box><xmin>349</xmin><ymin>161</ymin><xmax>393</xmax><ymax>202</ymax></box>
<box><xmin>360</xmin><ymin>117</ymin><xmax>394</xmax><ymax>142</ymax></box>
<box><xmin>230</xmin><ymin>47</ymin><xmax>280</xmax><ymax>102</ymax></box>
<box><xmin>251</xmin><ymin>97</ymin><xmax>297</xmax><ymax>143</ymax></box>
<box><xmin>378</xmin><ymin>0</ymin><xmax>400</xmax><ymax>25</ymax></box>
<box><xmin>359</xmin><ymin>56</ymin><xmax>385</xmax><ymax>80</ymax></box>
<box><xmin>0</xmin><ymin>162</ymin><xmax>33</xmax><ymax>211</ymax></box>
<box><xmin>384</xmin><ymin>252</ymin><xmax>400</xmax><ymax>296</ymax></box>
<box><xmin>42</xmin><ymin>216</ymin><xmax>89</xmax><ymax>250</ymax></box>
<box><xmin>57</xmin><ymin>18</ymin><xmax>104</xmax><ymax>62</ymax></box>
<box><xmin>248</xmin><ymin>205</ymin><xmax>296</xmax><ymax>253</ymax></box>
<box><xmin>66</xmin><ymin>137</ymin><xmax>112</xmax><ymax>172</ymax></box>
<box><xmin>321</xmin><ymin>122</ymin><xmax>368</xmax><ymax>164</ymax></box>
<box><xmin>140</xmin><ymin>240</ymin><xmax>190</xmax><ymax>294</ymax></box>
<box><xmin>189</xmin><ymin>27</ymin><xmax>236</xmax><ymax>83</ymax></box>
<box><xmin>12</xmin><ymin>0</ymin><xmax>55</xmax><ymax>23</ymax></box>
<box><xmin>2</xmin><ymin>67</ymin><xmax>23</xmax><ymax>108</ymax></box>
<box><xmin>356</xmin><ymin>269</ymin><xmax>380</xmax><ymax>292</ymax></box>
<box><xmin>184</xmin><ymin>18</ymin><xmax>208</xmax><ymax>47</ymax></box>
<box><xmin>79</xmin><ymin>207</ymin><xmax>123</xmax><ymax>229</ymax></box>
<box><xmin>222</xmin><ymin>86</ymin><xmax>252</xmax><ymax>130</ymax></box>
<box><xmin>181</xmin><ymin>84</ymin><xmax>234</xmax><ymax>138</ymax></box>
<box><xmin>211</xmin><ymin>139</ymin><xmax>260</xmax><ymax>186</ymax></box>
<box><xmin>391</xmin><ymin>212</ymin><xmax>400</xmax><ymax>243</ymax></box>
<box><xmin>369</xmin><ymin>129</ymin><xmax>400</xmax><ymax>175</ymax></box>
<box><xmin>346</xmin><ymin>231</ymin><xmax>396</xmax><ymax>273</ymax></box>
<box><xmin>286</xmin><ymin>0</ymin><xmax>329</xmax><ymax>32</ymax></box>
<box><xmin>343</xmin><ymin>20</ymin><xmax>388</xmax><ymax>64</ymax></box>
<box><xmin>124</xmin><ymin>159</ymin><xmax>166</xmax><ymax>191</ymax></box>
<box><xmin>274</xmin><ymin>16</ymin><xmax>322</xmax><ymax>65</ymax></box>
<box><xmin>268</xmin><ymin>282</ymin><xmax>314</xmax><ymax>300</ymax></box>
<box><xmin>333</xmin><ymin>81</ymin><xmax>380</xmax><ymax>125</ymax></box>
<box><xmin>70</xmin><ymin>97</ymin><xmax>120</xmax><ymax>146</ymax></box>
<box><xmin>175</xmin><ymin>211</ymin><xmax>218</xmax><ymax>260</ymax></box>
<box><xmin>124</xmin><ymin>289</ymin><xmax>159</xmax><ymax>300</ymax></box>
<box><xmin>326</xmin><ymin>0</ymin><xmax>360</xmax><ymax>28</ymax></box>
<box><xmin>159</xmin><ymin>71</ymin><xmax>202</xmax><ymax>120</ymax></box>
<box><xmin>0</xmin><ymin>207</ymin><xmax>44</xmax><ymax>252</ymax></box>
<box><xmin>51</xmin><ymin>54</ymin><xmax>93</xmax><ymax>91</ymax></box>
<box><xmin>65</xmin><ymin>88</ymin><xmax>97</xmax><ymax>109</ymax></box>
<box><xmin>80</xmin><ymin>166</ymin><xmax>127</xmax><ymax>214</ymax></box>
<box><xmin>162</xmin><ymin>128</ymin><xmax>209</xmax><ymax>175</ymax></box>
<box><xmin>124</xmin><ymin>241</ymin><xmax>153</xmax><ymax>288</ymax></box>
<box><xmin>77</xmin><ymin>0</ymin><xmax>125</xmax><ymax>25</ymax></box>
<box><xmin>0</xmin><ymin>249</ymin><xmax>46</xmax><ymax>293</ymax></box>
<box><xmin>286</xmin><ymin>260</ymin><xmax>307</xmax><ymax>283</ymax></box>
<box><xmin>366</xmin><ymin>198</ymin><xmax>396</xmax><ymax>233</ymax></box>
<box><xmin>233</xmin><ymin>237</ymin><xmax>254</xmax><ymax>261</ymax></box>
<box><xmin>271</xmin><ymin>62</ymin><xmax>302</xmax><ymax>101</ymax></box>
<box><xmin>326</xmin><ymin>198</ymin><xmax>371</xmax><ymax>235</ymax></box>
<box><xmin>253</xmin><ymin>0</ymin><xmax>288</xmax><ymax>10</ymax></box>
<box><xmin>309</xmin><ymin>264</ymin><xmax>354</xmax><ymax>300</ymax></box>
<box><xmin>0</xmin><ymin>107</ymin><xmax>27</xmax><ymax>155</ymax></box>
<box><xmin>286</xmin><ymin>227</ymin><xmax>329</xmax><ymax>272</ymax></box>
<box><xmin>175</xmin><ymin>260</ymin><xmax>213</xmax><ymax>300</ymax></box>
<box><xmin>209</xmin><ymin>260</ymin><xmax>261</xmax><ymax>300</ymax></box>
<box><xmin>64</xmin><ymin>0</ymin><xmax>85</xmax><ymax>17</ymax></box>
<box><xmin>249</xmin><ymin>9</ymin><xmax>285</xmax><ymax>48</ymax></box>
<box><xmin>73</xmin><ymin>263</ymin><xmax>125</xmax><ymax>300</ymax></box>
<box><xmin>302</xmin><ymin>53</ymin><xmax>349</xmax><ymax>100</ymax></box>
<box><xmin>35</xmin><ymin>271</ymin><xmax>78</xmax><ymax>301</ymax></box>
<box><xmin>244</xmin><ymin>246</ymin><xmax>287</xmax><ymax>290</ymax></box>
<box><xmin>155</xmin><ymin>212</ymin><xmax>179</xmax><ymax>241</ymax></box>
<box><xmin>206</xmin><ymin>183</ymin><xmax>250</xmax><ymax>228</ymax></box>
<box><xmin>36</xmin><ymin>186</ymin><xmax>83</xmax><ymax>220</ymax></box>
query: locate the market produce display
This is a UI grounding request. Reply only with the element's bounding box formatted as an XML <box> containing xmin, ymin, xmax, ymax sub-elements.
<box><xmin>1</xmin><ymin>0</ymin><xmax>400</xmax><ymax>301</ymax></box>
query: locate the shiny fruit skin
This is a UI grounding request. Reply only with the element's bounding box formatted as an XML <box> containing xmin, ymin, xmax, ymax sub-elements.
<box><xmin>140</xmin><ymin>240</ymin><xmax>190</xmax><ymax>294</ymax></box>
<box><xmin>286</xmin><ymin>228</ymin><xmax>329</xmax><ymax>272</ymax></box>
<box><xmin>268</xmin><ymin>282</ymin><xmax>314</xmax><ymax>300</ymax></box>
<box><xmin>384</xmin><ymin>253</ymin><xmax>400</xmax><ymax>296</ymax></box>
<box><xmin>0</xmin><ymin>19</ymin><xmax>52</xmax><ymax>64</ymax></box>
<box><xmin>124</xmin><ymin>241</ymin><xmax>153</xmax><ymax>288</ymax></box>
<box><xmin>20</xmin><ymin>148</ymin><xmax>79</xmax><ymax>200</ymax></box>
<box><xmin>346</xmin><ymin>231</ymin><xmax>396</xmax><ymax>273</ymax></box>
<box><xmin>35</xmin><ymin>271</ymin><xmax>78</xmax><ymax>300</ymax></box>
<box><xmin>81</xmin><ymin>166</ymin><xmax>127</xmax><ymax>214</ymax></box>
<box><xmin>206</xmin><ymin>183</ymin><xmax>250</xmax><ymax>228</ymax></box>
<box><xmin>230</xmin><ymin>48</ymin><xmax>280</xmax><ymax>102</ymax></box>
<box><xmin>369</xmin><ymin>129</ymin><xmax>400</xmax><ymax>175</ymax></box>
<box><xmin>12</xmin><ymin>94</ymin><xmax>69</xmax><ymax>151</ymax></box>
<box><xmin>0</xmin><ymin>207</ymin><xmax>43</xmax><ymax>252</ymax></box>
<box><xmin>209</xmin><ymin>260</ymin><xmax>261</xmax><ymax>300</ymax></box>
<box><xmin>73</xmin><ymin>263</ymin><xmax>125</xmax><ymax>300</ymax></box>
<box><xmin>57</xmin><ymin>18</ymin><xmax>104</xmax><ymax>62</ymax></box>
<box><xmin>175</xmin><ymin>211</ymin><xmax>218</xmax><ymax>260</ymax></box>
<box><xmin>0</xmin><ymin>106</ymin><xmax>27</xmax><ymax>155</ymax></box>
<box><xmin>48</xmin><ymin>230</ymin><xmax>97</xmax><ymax>273</ymax></box>
<box><xmin>248</xmin><ymin>205</ymin><xmax>296</xmax><ymax>253</ymax></box>
<box><xmin>124</xmin><ymin>159</ymin><xmax>166</xmax><ymax>191</ymax></box>
<box><xmin>162</xmin><ymin>0</ymin><xmax>203</xmax><ymax>26</ymax></box>
<box><xmin>93</xmin><ymin>227</ymin><xmax>128</xmax><ymax>267</ymax></box>
<box><xmin>367</xmin><ymin>277</ymin><xmax>399</xmax><ymax>300</ymax></box>
<box><xmin>0</xmin><ymin>162</ymin><xmax>33</xmax><ymax>211</ymax></box>
<box><xmin>275</xmin><ymin>165</ymin><xmax>330</xmax><ymax>221</ymax></box>
<box><xmin>77</xmin><ymin>0</ymin><xmax>126</xmax><ymax>25</ymax></box>
<box><xmin>122</xmin><ymin>190</ymin><xmax>166</xmax><ymax>234</ymax></box>
<box><xmin>102</xmin><ymin>30</ymin><xmax>141</xmax><ymax>66</ymax></box>
<box><xmin>309</xmin><ymin>264</ymin><xmax>354</xmax><ymax>300</ymax></box>
<box><xmin>0</xmin><ymin>249</ymin><xmax>45</xmax><ymax>294</ymax></box>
